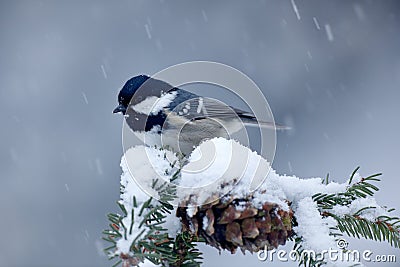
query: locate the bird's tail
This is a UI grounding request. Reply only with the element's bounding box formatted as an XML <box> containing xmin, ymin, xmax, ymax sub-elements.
<box><xmin>242</xmin><ymin>119</ymin><xmax>291</xmax><ymax>130</ymax></box>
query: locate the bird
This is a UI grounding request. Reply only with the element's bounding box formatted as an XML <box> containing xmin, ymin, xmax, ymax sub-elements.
<box><xmin>113</xmin><ymin>75</ymin><xmax>287</xmax><ymax>155</ymax></box>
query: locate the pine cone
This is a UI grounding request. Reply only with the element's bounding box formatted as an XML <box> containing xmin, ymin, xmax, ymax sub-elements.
<box><xmin>176</xmin><ymin>198</ymin><xmax>293</xmax><ymax>254</ymax></box>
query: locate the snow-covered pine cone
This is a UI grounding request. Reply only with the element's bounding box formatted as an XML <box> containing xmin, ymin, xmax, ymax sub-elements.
<box><xmin>176</xmin><ymin>197</ymin><xmax>293</xmax><ymax>254</ymax></box>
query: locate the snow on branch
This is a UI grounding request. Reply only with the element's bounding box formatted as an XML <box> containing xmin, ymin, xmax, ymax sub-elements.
<box><xmin>104</xmin><ymin>138</ymin><xmax>400</xmax><ymax>267</ymax></box>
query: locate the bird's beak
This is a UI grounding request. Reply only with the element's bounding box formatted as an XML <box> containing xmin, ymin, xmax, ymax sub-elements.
<box><xmin>113</xmin><ymin>104</ymin><xmax>126</xmax><ymax>114</ymax></box>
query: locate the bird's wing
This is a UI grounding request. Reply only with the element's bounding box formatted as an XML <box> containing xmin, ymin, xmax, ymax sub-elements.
<box><xmin>165</xmin><ymin>89</ymin><xmax>289</xmax><ymax>130</ymax></box>
<box><xmin>166</xmin><ymin>94</ymin><xmax>246</xmax><ymax>119</ymax></box>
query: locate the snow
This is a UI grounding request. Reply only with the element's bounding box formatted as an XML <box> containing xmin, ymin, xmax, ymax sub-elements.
<box><xmin>95</xmin><ymin>158</ymin><xmax>103</xmax><ymax>175</ymax></box>
<box><xmin>332</xmin><ymin>197</ymin><xmax>388</xmax><ymax>221</ymax></box>
<box><xmin>81</xmin><ymin>91</ymin><xmax>89</xmax><ymax>104</ymax></box>
<box><xmin>307</xmin><ymin>51</ymin><xmax>312</xmax><ymax>60</ymax></box>
<box><xmin>325</xmin><ymin>24</ymin><xmax>334</xmax><ymax>42</ymax></box>
<box><xmin>116</xmin><ymin>137</ymin><xmax>389</xmax><ymax>264</ymax></box>
<box><xmin>202</xmin><ymin>216</ymin><xmax>209</xmax><ymax>230</ymax></box>
<box><xmin>100</xmin><ymin>64</ymin><xmax>107</xmax><ymax>79</ymax></box>
<box><xmin>291</xmin><ymin>0</ymin><xmax>301</xmax><ymax>20</ymax></box>
<box><xmin>201</xmin><ymin>10</ymin><xmax>208</xmax><ymax>22</ymax></box>
<box><xmin>176</xmin><ymin>138</ymin><xmax>348</xmax><ymax>211</ymax></box>
<box><xmin>164</xmin><ymin>209</ymin><xmax>182</xmax><ymax>237</ymax></box>
<box><xmin>95</xmin><ymin>239</ymin><xmax>105</xmax><ymax>257</ymax></box>
<box><xmin>186</xmin><ymin>204</ymin><xmax>197</xmax><ymax>218</ymax></box>
<box><xmin>121</xmin><ymin>145</ymin><xmax>178</xmax><ymax>203</ymax></box>
<box><xmin>144</xmin><ymin>24</ymin><xmax>152</xmax><ymax>39</ymax></box>
<box><xmin>353</xmin><ymin>4</ymin><xmax>366</xmax><ymax>21</ymax></box>
<box><xmin>293</xmin><ymin>197</ymin><xmax>336</xmax><ymax>249</ymax></box>
<box><xmin>313</xmin><ymin>17</ymin><xmax>321</xmax><ymax>30</ymax></box>
<box><xmin>115</xmin><ymin>145</ymin><xmax>180</xmax><ymax>255</ymax></box>
<box><xmin>235</xmin><ymin>200</ymin><xmax>247</xmax><ymax>211</ymax></box>
<box><xmin>304</xmin><ymin>63</ymin><xmax>310</xmax><ymax>72</ymax></box>
<box><xmin>141</xmin><ymin>260</ymin><xmax>158</xmax><ymax>267</ymax></box>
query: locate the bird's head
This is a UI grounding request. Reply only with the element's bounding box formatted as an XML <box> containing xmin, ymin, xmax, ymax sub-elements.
<box><xmin>113</xmin><ymin>75</ymin><xmax>150</xmax><ymax>114</ymax></box>
<box><xmin>113</xmin><ymin>75</ymin><xmax>176</xmax><ymax>115</ymax></box>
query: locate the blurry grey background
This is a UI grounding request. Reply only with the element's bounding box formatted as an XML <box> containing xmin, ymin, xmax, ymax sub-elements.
<box><xmin>1</xmin><ymin>0</ymin><xmax>399</xmax><ymax>266</ymax></box>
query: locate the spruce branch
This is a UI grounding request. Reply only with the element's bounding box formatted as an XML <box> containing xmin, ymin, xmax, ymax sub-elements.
<box><xmin>312</xmin><ymin>168</ymin><xmax>400</xmax><ymax>250</ymax></box>
<box><xmin>172</xmin><ymin>232</ymin><xmax>203</xmax><ymax>267</ymax></box>
<box><xmin>105</xmin><ymin>142</ymin><xmax>400</xmax><ymax>267</ymax></box>
<box><xmin>290</xmin><ymin>236</ymin><xmax>327</xmax><ymax>267</ymax></box>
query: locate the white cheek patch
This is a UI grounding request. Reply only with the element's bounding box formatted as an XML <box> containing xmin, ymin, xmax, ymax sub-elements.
<box><xmin>131</xmin><ymin>96</ymin><xmax>159</xmax><ymax>114</ymax></box>
<box><xmin>131</xmin><ymin>91</ymin><xmax>177</xmax><ymax>115</ymax></box>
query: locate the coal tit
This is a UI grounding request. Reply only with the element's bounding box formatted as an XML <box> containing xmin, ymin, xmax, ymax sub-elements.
<box><xmin>113</xmin><ymin>75</ymin><xmax>285</xmax><ymax>154</ymax></box>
